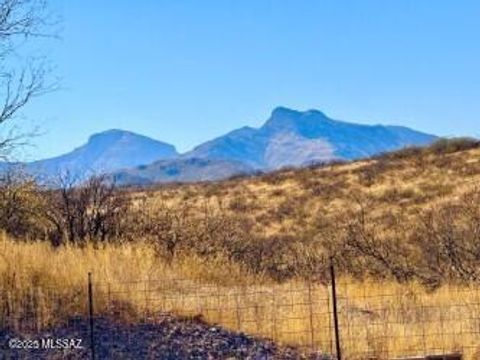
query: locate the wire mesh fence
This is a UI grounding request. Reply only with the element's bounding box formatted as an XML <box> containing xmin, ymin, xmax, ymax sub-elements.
<box><xmin>1</xmin><ymin>268</ymin><xmax>480</xmax><ymax>359</ymax></box>
<box><xmin>335</xmin><ymin>279</ymin><xmax>480</xmax><ymax>359</ymax></box>
<box><xmin>0</xmin><ymin>285</ymin><xmax>92</xmax><ymax>358</ymax></box>
<box><xmin>90</xmin><ymin>278</ymin><xmax>336</xmax><ymax>358</ymax></box>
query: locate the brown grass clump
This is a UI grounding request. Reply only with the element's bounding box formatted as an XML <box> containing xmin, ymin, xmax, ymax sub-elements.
<box><xmin>144</xmin><ymin>141</ymin><xmax>480</xmax><ymax>241</ymax></box>
<box><xmin>1</xmin><ymin>235</ymin><xmax>480</xmax><ymax>359</ymax></box>
<box><xmin>130</xmin><ymin>141</ymin><xmax>480</xmax><ymax>284</ymax></box>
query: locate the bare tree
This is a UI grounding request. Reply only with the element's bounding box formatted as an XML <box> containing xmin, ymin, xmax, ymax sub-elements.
<box><xmin>44</xmin><ymin>173</ymin><xmax>128</xmax><ymax>245</ymax></box>
<box><xmin>0</xmin><ymin>0</ymin><xmax>56</xmax><ymax>159</ymax></box>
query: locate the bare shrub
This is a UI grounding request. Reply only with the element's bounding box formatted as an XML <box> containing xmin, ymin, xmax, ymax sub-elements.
<box><xmin>125</xmin><ymin>201</ymin><xmax>195</xmax><ymax>263</ymax></box>
<box><xmin>413</xmin><ymin>189</ymin><xmax>480</xmax><ymax>283</ymax></box>
<box><xmin>317</xmin><ymin>189</ymin><xmax>480</xmax><ymax>286</ymax></box>
<box><xmin>0</xmin><ymin>170</ymin><xmax>46</xmax><ymax>238</ymax></box>
<box><xmin>314</xmin><ymin>193</ymin><xmax>420</xmax><ymax>282</ymax></box>
<box><xmin>127</xmin><ymin>201</ymin><xmax>255</xmax><ymax>265</ymax></box>
<box><xmin>43</xmin><ymin>174</ymin><xmax>128</xmax><ymax>245</ymax></box>
<box><xmin>340</xmin><ymin>205</ymin><xmax>416</xmax><ymax>282</ymax></box>
<box><xmin>374</xmin><ymin>137</ymin><xmax>479</xmax><ymax>163</ymax></box>
<box><xmin>429</xmin><ymin>137</ymin><xmax>479</xmax><ymax>154</ymax></box>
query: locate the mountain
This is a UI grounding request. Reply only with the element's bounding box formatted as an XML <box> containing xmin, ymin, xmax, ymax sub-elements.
<box><xmin>184</xmin><ymin>107</ymin><xmax>437</xmax><ymax>170</ymax></box>
<box><xmin>112</xmin><ymin>158</ymin><xmax>254</xmax><ymax>186</ymax></box>
<box><xmin>22</xmin><ymin>129</ymin><xmax>178</xmax><ymax>181</ymax></box>
<box><xmin>1</xmin><ymin>107</ymin><xmax>438</xmax><ymax>185</ymax></box>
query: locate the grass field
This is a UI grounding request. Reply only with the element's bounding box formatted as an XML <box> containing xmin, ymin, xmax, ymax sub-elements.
<box><xmin>2</xmin><ymin>141</ymin><xmax>480</xmax><ymax>358</ymax></box>
<box><xmin>139</xmin><ymin>144</ymin><xmax>480</xmax><ymax>240</ymax></box>
<box><xmin>2</xmin><ymin>235</ymin><xmax>480</xmax><ymax>359</ymax></box>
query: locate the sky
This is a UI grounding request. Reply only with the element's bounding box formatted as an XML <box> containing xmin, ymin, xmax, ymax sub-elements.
<box><xmin>18</xmin><ymin>0</ymin><xmax>480</xmax><ymax>160</ymax></box>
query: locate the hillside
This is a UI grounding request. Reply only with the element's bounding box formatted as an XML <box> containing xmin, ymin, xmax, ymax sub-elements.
<box><xmin>142</xmin><ymin>139</ymin><xmax>480</xmax><ymax>245</ymax></box>
<box><xmin>112</xmin><ymin>158</ymin><xmax>254</xmax><ymax>185</ymax></box>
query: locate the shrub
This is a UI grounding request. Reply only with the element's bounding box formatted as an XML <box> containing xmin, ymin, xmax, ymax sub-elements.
<box><xmin>429</xmin><ymin>137</ymin><xmax>479</xmax><ymax>154</ymax></box>
<box><xmin>0</xmin><ymin>171</ymin><xmax>46</xmax><ymax>238</ymax></box>
<box><xmin>43</xmin><ymin>174</ymin><xmax>128</xmax><ymax>245</ymax></box>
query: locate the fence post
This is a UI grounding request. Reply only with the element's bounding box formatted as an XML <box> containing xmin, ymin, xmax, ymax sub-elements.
<box><xmin>330</xmin><ymin>261</ymin><xmax>342</xmax><ymax>360</ymax></box>
<box><xmin>307</xmin><ymin>280</ymin><xmax>315</xmax><ymax>351</ymax></box>
<box><xmin>271</xmin><ymin>286</ymin><xmax>277</xmax><ymax>341</ymax></box>
<box><xmin>235</xmin><ymin>287</ymin><xmax>242</xmax><ymax>331</ymax></box>
<box><xmin>144</xmin><ymin>281</ymin><xmax>149</xmax><ymax>321</ymax></box>
<box><xmin>88</xmin><ymin>272</ymin><xmax>96</xmax><ymax>360</ymax></box>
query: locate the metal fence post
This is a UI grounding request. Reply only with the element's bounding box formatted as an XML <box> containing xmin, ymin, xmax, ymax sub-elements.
<box><xmin>235</xmin><ymin>287</ymin><xmax>242</xmax><ymax>331</ymax></box>
<box><xmin>144</xmin><ymin>281</ymin><xmax>149</xmax><ymax>321</ymax></box>
<box><xmin>88</xmin><ymin>272</ymin><xmax>96</xmax><ymax>360</ymax></box>
<box><xmin>271</xmin><ymin>286</ymin><xmax>277</xmax><ymax>341</ymax></box>
<box><xmin>330</xmin><ymin>261</ymin><xmax>342</xmax><ymax>360</ymax></box>
<box><xmin>307</xmin><ymin>280</ymin><xmax>316</xmax><ymax>351</ymax></box>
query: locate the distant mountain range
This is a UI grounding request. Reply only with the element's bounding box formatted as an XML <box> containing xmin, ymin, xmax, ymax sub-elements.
<box><xmin>183</xmin><ymin>107</ymin><xmax>436</xmax><ymax>169</ymax></box>
<box><xmin>4</xmin><ymin>129</ymin><xmax>178</xmax><ymax>183</ymax></box>
<box><xmin>1</xmin><ymin>107</ymin><xmax>438</xmax><ymax>185</ymax></box>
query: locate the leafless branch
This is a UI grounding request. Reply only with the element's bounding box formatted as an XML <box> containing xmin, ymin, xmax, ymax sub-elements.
<box><xmin>0</xmin><ymin>0</ymin><xmax>57</xmax><ymax>157</ymax></box>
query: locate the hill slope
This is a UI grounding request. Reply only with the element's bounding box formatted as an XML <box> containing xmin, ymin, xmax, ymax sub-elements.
<box><xmin>112</xmin><ymin>158</ymin><xmax>254</xmax><ymax>185</ymax></box>
<box><xmin>146</xmin><ymin>140</ymin><xmax>480</xmax><ymax>238</ymax></box>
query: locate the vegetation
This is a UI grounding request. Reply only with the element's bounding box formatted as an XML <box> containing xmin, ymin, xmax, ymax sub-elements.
<box><xmin>1</xmin><ymin>235</ymin><xmax>480</xmax><ymax>358</ymax></box>
<box><xmin>136</xmin><ymin>139</ymin><xmax>480</xmax><ymax>285</ymax></box>
<box><xmin>1</xmin><ymin>139</ymin><xmax>480</xmax><ymax>358</ymax></box>
<box><xmin>1</xmin><ymin>139</ymin><xmax>479</xmax><ymax>283</ymax></box>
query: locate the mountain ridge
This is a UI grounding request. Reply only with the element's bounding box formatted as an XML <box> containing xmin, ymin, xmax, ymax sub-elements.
<box><xmin>182</xmin><ymin>107</ymin><xmax>437</xmax><ymax>169</ymax></box>
<box><xmin>1</xmin><ymin>107</ymin><xmax>438</xmax><ymax>184</ymax></box>
<box><xmin>7</xmin><ymin>129</ymin><xmax>178</xmax><ymax>182</ymax></box>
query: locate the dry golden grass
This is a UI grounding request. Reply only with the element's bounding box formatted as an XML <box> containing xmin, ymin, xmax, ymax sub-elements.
<box><xmin>2</xmin><ymin>235</ymin><xmax>480</xmax><ymax>359</ymax></box>
<box><xmin>139</xmin><ymin>147</ymin><xmax>480</xmax><ymax>240</ymax></box>
<box><xmin>2</xmin><ymin>143</ymin><xmax>480</xmax><ymax>358</ymax></box>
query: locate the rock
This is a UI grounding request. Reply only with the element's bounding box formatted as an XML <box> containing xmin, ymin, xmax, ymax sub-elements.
<box><xmin>1</xmin><ymin>314</ymin><xmax>331</xmax><ymax>359</ymax></box>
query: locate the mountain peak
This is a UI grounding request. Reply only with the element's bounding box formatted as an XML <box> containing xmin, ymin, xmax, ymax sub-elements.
<box><xmin>263</xmin><ymin>107</ymin><xmax>329</xmax><ymax>132</ymax></box>
<box><xmin>94</xmin><ymin>128</ymin><xmax>127</xmax><ymax>135</ymax></box>
<box><xmin>187</xmin><ymin>107</ymin><xmax>437</xmax><ymax>171</ymax></box>
<box><xmin>270</xmin><ymin>107</ymin><xmax>328</xmax><ymax>119</ymax></box>
<box><xmin>270</xmin><ymin>106</ymin><xmax>301</xmax><ymax>118</ymax></box>
<box><xmin>87</xmin><ymin>129</ymin><xmax>135</xmax><ymax>143</ymax></box>
<box><xmin>263</xmin><ymin>107</ymin><xmax>300</xmax><ymax>131</ymax></box>
<box><xmin>25</xmin><ymin>129</ymin><xmax>179</xmax><ymax>181</ymax></box>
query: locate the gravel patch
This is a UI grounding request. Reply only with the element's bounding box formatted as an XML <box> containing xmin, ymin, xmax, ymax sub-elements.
<box><xmin>1</xmin><ymin>314</ymin><xmax>332</xmax><ymax>359</ymax></box>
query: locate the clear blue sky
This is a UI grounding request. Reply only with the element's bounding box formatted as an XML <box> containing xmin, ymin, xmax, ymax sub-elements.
<box><xmin>22</xmin><ymin>0</ymin><xmax>480</xmax><ymax>160</ymax></box>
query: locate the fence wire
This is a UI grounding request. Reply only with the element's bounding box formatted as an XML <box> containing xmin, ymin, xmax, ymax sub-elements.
<box><xmin>1</xmin><ymin>273</ymin><xmax>480</xmax><ymax>359</ymax></box>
